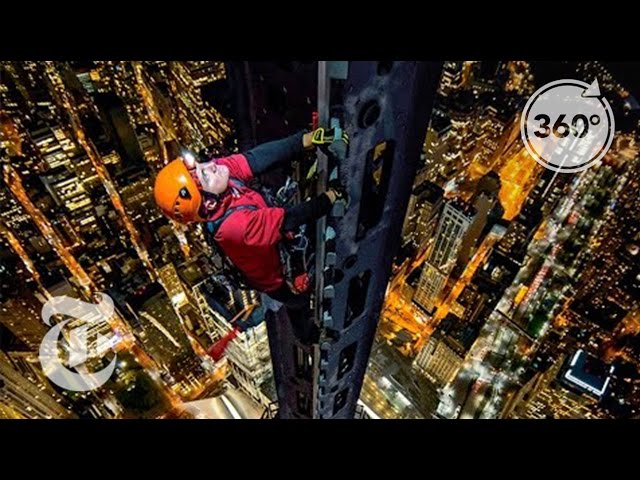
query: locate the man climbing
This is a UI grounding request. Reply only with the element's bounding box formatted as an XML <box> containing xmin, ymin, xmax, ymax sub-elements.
<box><xmin>153</xmin><ymin>128</ymin><xmax>347</xmax><ymax>359</ymax></box>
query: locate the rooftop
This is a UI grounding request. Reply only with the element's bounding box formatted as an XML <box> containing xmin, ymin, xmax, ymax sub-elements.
<box><xmin>561</xmin><ymin>349</ymin><xmax>614</xmax><ymax>398</ymax></box>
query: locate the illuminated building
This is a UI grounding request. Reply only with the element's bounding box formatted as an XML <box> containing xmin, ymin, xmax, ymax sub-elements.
<box><xmin>422</xmin><ymin>128</ymin><xmax>440</xmax><ymax>163</ymax></box>
<box><xmin>167</xmin><ymin>62</ymin><xmax>232</xmax><ymax>152</ymax></box>
<box><xmin>449</xmin><ymin>98</ymin><xmax>475</xmax><ymax>159</ymax></box>
<box><xmin>430</xmin><ymin>200</ymin><xmax>476</xmax><ymax>269</ymax></box>
<box><xmin>507</xmin><ymin>353</ymin><xmax>609</xmax><ymax>419</ymax></box>
<box><xmin>0</xmin><ymin>78</ymin><xmax>18</xmax><ymax>113</ymax></box>
<box><xmin>413</xmin><ymin>333</ymin><xmax>464</xmax><ymax>387</ymax></box>
<box><xmin>94</xmin><ymin>91</ymin><xmax>145</xmax><ymax>167</ymax></box>
<box><xmin>576</xmin><ymin>61</ymin><xmax>629</xmax><ymax>100</ymax></box>
<box><xmin>438</xmin><ymin>62</ymin><xmax>465</xmax><ymax>97</ymax></box>
<box><xmin>0</xmin><ymin>170</ymin><xmax>80</xmax><ymax>292</ymax></box>
<box><xmin>157</xmin><ymin>263</ymin><xmax>210</xmax><ymax>339</ymax></box>
<box><xmin>194</xmin><ymin>278</ymin><xmax>274</xmax><ymax>406</ymax></box>
<box><xmin>0</xmin><ymin>351</ymin><xmax>75</xmax><ymax>419</ymax></box>
<box><xmin>469</xmin><ymin>61</ymin><xmax>504</xmax><ymax>94</ymax></box>
<box><xmin>0</xmin><ymin>62</ymin><xmax>55</xmax><ymax>115</ymax></box>
<box><xmin>413</xmin><ymin>314</ymin><xmax>479</xmax><ymax>387</ymax></box>
<box><xmin>135</xmin><ymin>127</ymin><xmax>162</xmax><ymax>167</ymax></box>
<box><xmin>129</xmin><ymin>284</ymin><xmax>207</xmax><ymax>396</ymax></box>
<box><xmin>401</xmin><ymin>180</ymin><xmax>443</xmax><ymax>251</ymax></box>
<box><xmin>561</xmin><ymin>349</ymin><xmax>614</xmax><ymax>398</ymax></box>
<box><xmin>504</xmin><ymin>61</ymin><xmax>535</xmax><ymax>96</ymax></box>
<box><xmin>188</xmin><ymin>62</ymin><xmax>226</xmax><ymax>88</ymax></box>
<box><xmin>192</xmin><ymin>281</ymin><xmax>223</xmax><ymax>341</ymax></box>
<box><xmin>569</xmin><ymin>159</ymin><xmax>640</xmax><ymax>333</ymax></box>
<box><xmin>222</xmin><ymin>307</ymin><xmax>273</xmax><ymax>407</ymax></box>
<box><xmin>52</xmin><ymin>299</ymin><xmax>119</xmax><ymax>369</ymax></box>
<box><xmin>158</xmin><ymin>264</ymin><xmax>189</xmax><ymax>309</ymax></box>
<box><xmin>33</xmin><ymin>126</ymin><xmax>101</xmax><ymax>250</ymax></box>
<box><xmin>455</xmin><ymin>284</ymin><xmax>486</xmax><ymax>324</ymax></box>
<box><xmin>421</xmin><ymin>129</ymin><xmax>452</xmax><ymax>184</ymax></box>
<box><xmin>414</xmin><ymin>199</ymin><xmax>475</xmax><ymax>313</ymax></box>
<box><xmin>76</xmin><ymin>70</ymin><xmax>96</xmax><ymax>94</ymax></box>
<box><xmin>119</xmin><ymin>169</ymin><xmax>153</xmax><ymax>216</ymax></box>
<box><xmin>97</xmin><ymin>61</ymin><xmax>150</xmax><ymax>126</ymax></box>
<box><xmin>465</xmin><ymin>104</ymin><xmax>508</xmax><ymax>178</ymax></box>
<box><xmin>0</xmin><ymin>290</ymin><xmax>47</xmax><ymax>351</ymax></box>
<box><xmin>456</xmin><ymin>174</ymin><xmax>503</xmax><ymax>270</ymax></box>
<box><xmin>363</xmin><ymin>342</ymin><xmax>439</xmax><ymax>419</ymax></box>
<box><xmin>414</xmin><ymin>266</ymin><xmax>447</xmax><ymax>314</ymax></box>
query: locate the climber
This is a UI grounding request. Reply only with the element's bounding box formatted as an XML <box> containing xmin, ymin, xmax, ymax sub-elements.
<box><xmin>153</xmin><ymin>128</ymin><xmax>348</xmax><ymax>359</ymax></box>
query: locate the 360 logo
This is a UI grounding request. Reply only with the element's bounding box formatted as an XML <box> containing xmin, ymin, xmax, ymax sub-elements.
<box><xmin>39</xmin><ymin>294</ymin><xmax>118</xmax><ymax>392</ymax></box>
<box><xmin>520</xmin><ymin>78</ymin><xmax>615</xmax><ymax>173</ymax></box>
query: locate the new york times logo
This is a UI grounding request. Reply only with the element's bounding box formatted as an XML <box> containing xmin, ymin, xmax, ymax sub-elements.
<box><xmin>39</xmin><ymin>294</ymin><xmax>118</xmax><ymax>392</ymax></box>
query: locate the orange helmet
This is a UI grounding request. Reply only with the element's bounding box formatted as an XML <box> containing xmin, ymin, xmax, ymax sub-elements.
<box><xmin>154</xmin><ymin>158</ymin><xmax>203</xmax><ymax>223</ymax></box>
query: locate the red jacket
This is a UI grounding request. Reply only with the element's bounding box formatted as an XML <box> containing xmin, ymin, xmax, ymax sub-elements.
<box><xmin>208</xmin><ymin>154</ymin><xmax>286</xmax><ymax>293</ymax></box>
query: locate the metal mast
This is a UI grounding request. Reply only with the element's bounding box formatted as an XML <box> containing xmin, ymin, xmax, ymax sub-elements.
<box><xmin>266</xmin><ymin>61</ymin><xmax>442</xmax><ymax>418</ymax></box>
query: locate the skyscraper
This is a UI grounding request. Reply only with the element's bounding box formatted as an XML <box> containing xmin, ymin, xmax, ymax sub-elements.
<box><xmin>412</xmin><ymin>313</ymin><xmax>479</xmax><ymax>387</ymax></box>
<box><xmin>455</xmin><ymin>173</ymin><xmax>504</xmax><ymax>271</ymax></box>
<box><xmin>438</xmin><ymin>62</ymin><xmax>465</xmax><ymax>97</ymax></box>
<box><xmin>0</xmin><ymin>351</ymin><xmax>75</xmax><ymax>419</ymax></box>
<box><xmin>414</xmin><ymin>199</ymin><xmax>475</xmax><ymax>313</ymax></box>
<box><xmin>193</xmin><ymin>277</ymin><xmax>274</xmax><ymax>407</ymax></box>
<box><xmin>128</xmin><ymin>283</ymin><xmax>208</xmax><ymax>397</ymax></box>
<box><xmin>413</xmin><ymin>332</ymin><xmax>465</xmax><ymax>387</ymax></box>
<box><xmin>33</xmin><ymin>126</ymin><xmax>102</xmax><ymax>248</ymax></box>
<box><xmin>401</xmin><ymin>180</ymin><xmax>444</xmax><ymax>251</ymax></box>
<box><xmin>506</xmin><ymin>352</ymin><xmax>610</xmax><ymax>419</ymax></box>
<box><xmin>0</xmin><ymin>289</ymin><xmax>47</xmax><ymax>351</ymax></box>
<box><xmin>166</xmin><ymin>62</ymin><xmax>232</xmax><ymax>153</ymax></box>
<box><xmin>222</xmin><ymin>307</ymin><xmax>273</xmax><ymax>407</ymax></box>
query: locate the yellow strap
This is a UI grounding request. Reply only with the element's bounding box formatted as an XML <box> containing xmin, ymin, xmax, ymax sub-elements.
<box><xmin>311</xmin><ymin>127</ymin><xmax>326</xmax><ymax>145</ymax></box>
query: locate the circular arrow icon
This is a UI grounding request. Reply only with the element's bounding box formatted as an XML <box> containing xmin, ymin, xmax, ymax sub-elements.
<box><xmin>520</xmin><ymin>78</ymin><xmax>615</xmax><ymax>173</ymax></box>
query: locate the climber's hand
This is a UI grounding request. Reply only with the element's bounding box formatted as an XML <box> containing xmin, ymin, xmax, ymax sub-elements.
<box><xmin>310</xmin><ymin>127</ymin><xmax>349</xmax><ymax>150</ymax></box>
<box><xmin>326</xmin><ymin>186</ymin><xmax>348</xmax><ymax>205</ymax></box>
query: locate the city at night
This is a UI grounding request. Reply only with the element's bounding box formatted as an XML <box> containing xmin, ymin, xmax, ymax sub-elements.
<box><xmin>1</xmin><ymin>60</ymin><xmax>640</xmax><ymax>421</ymax></box>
